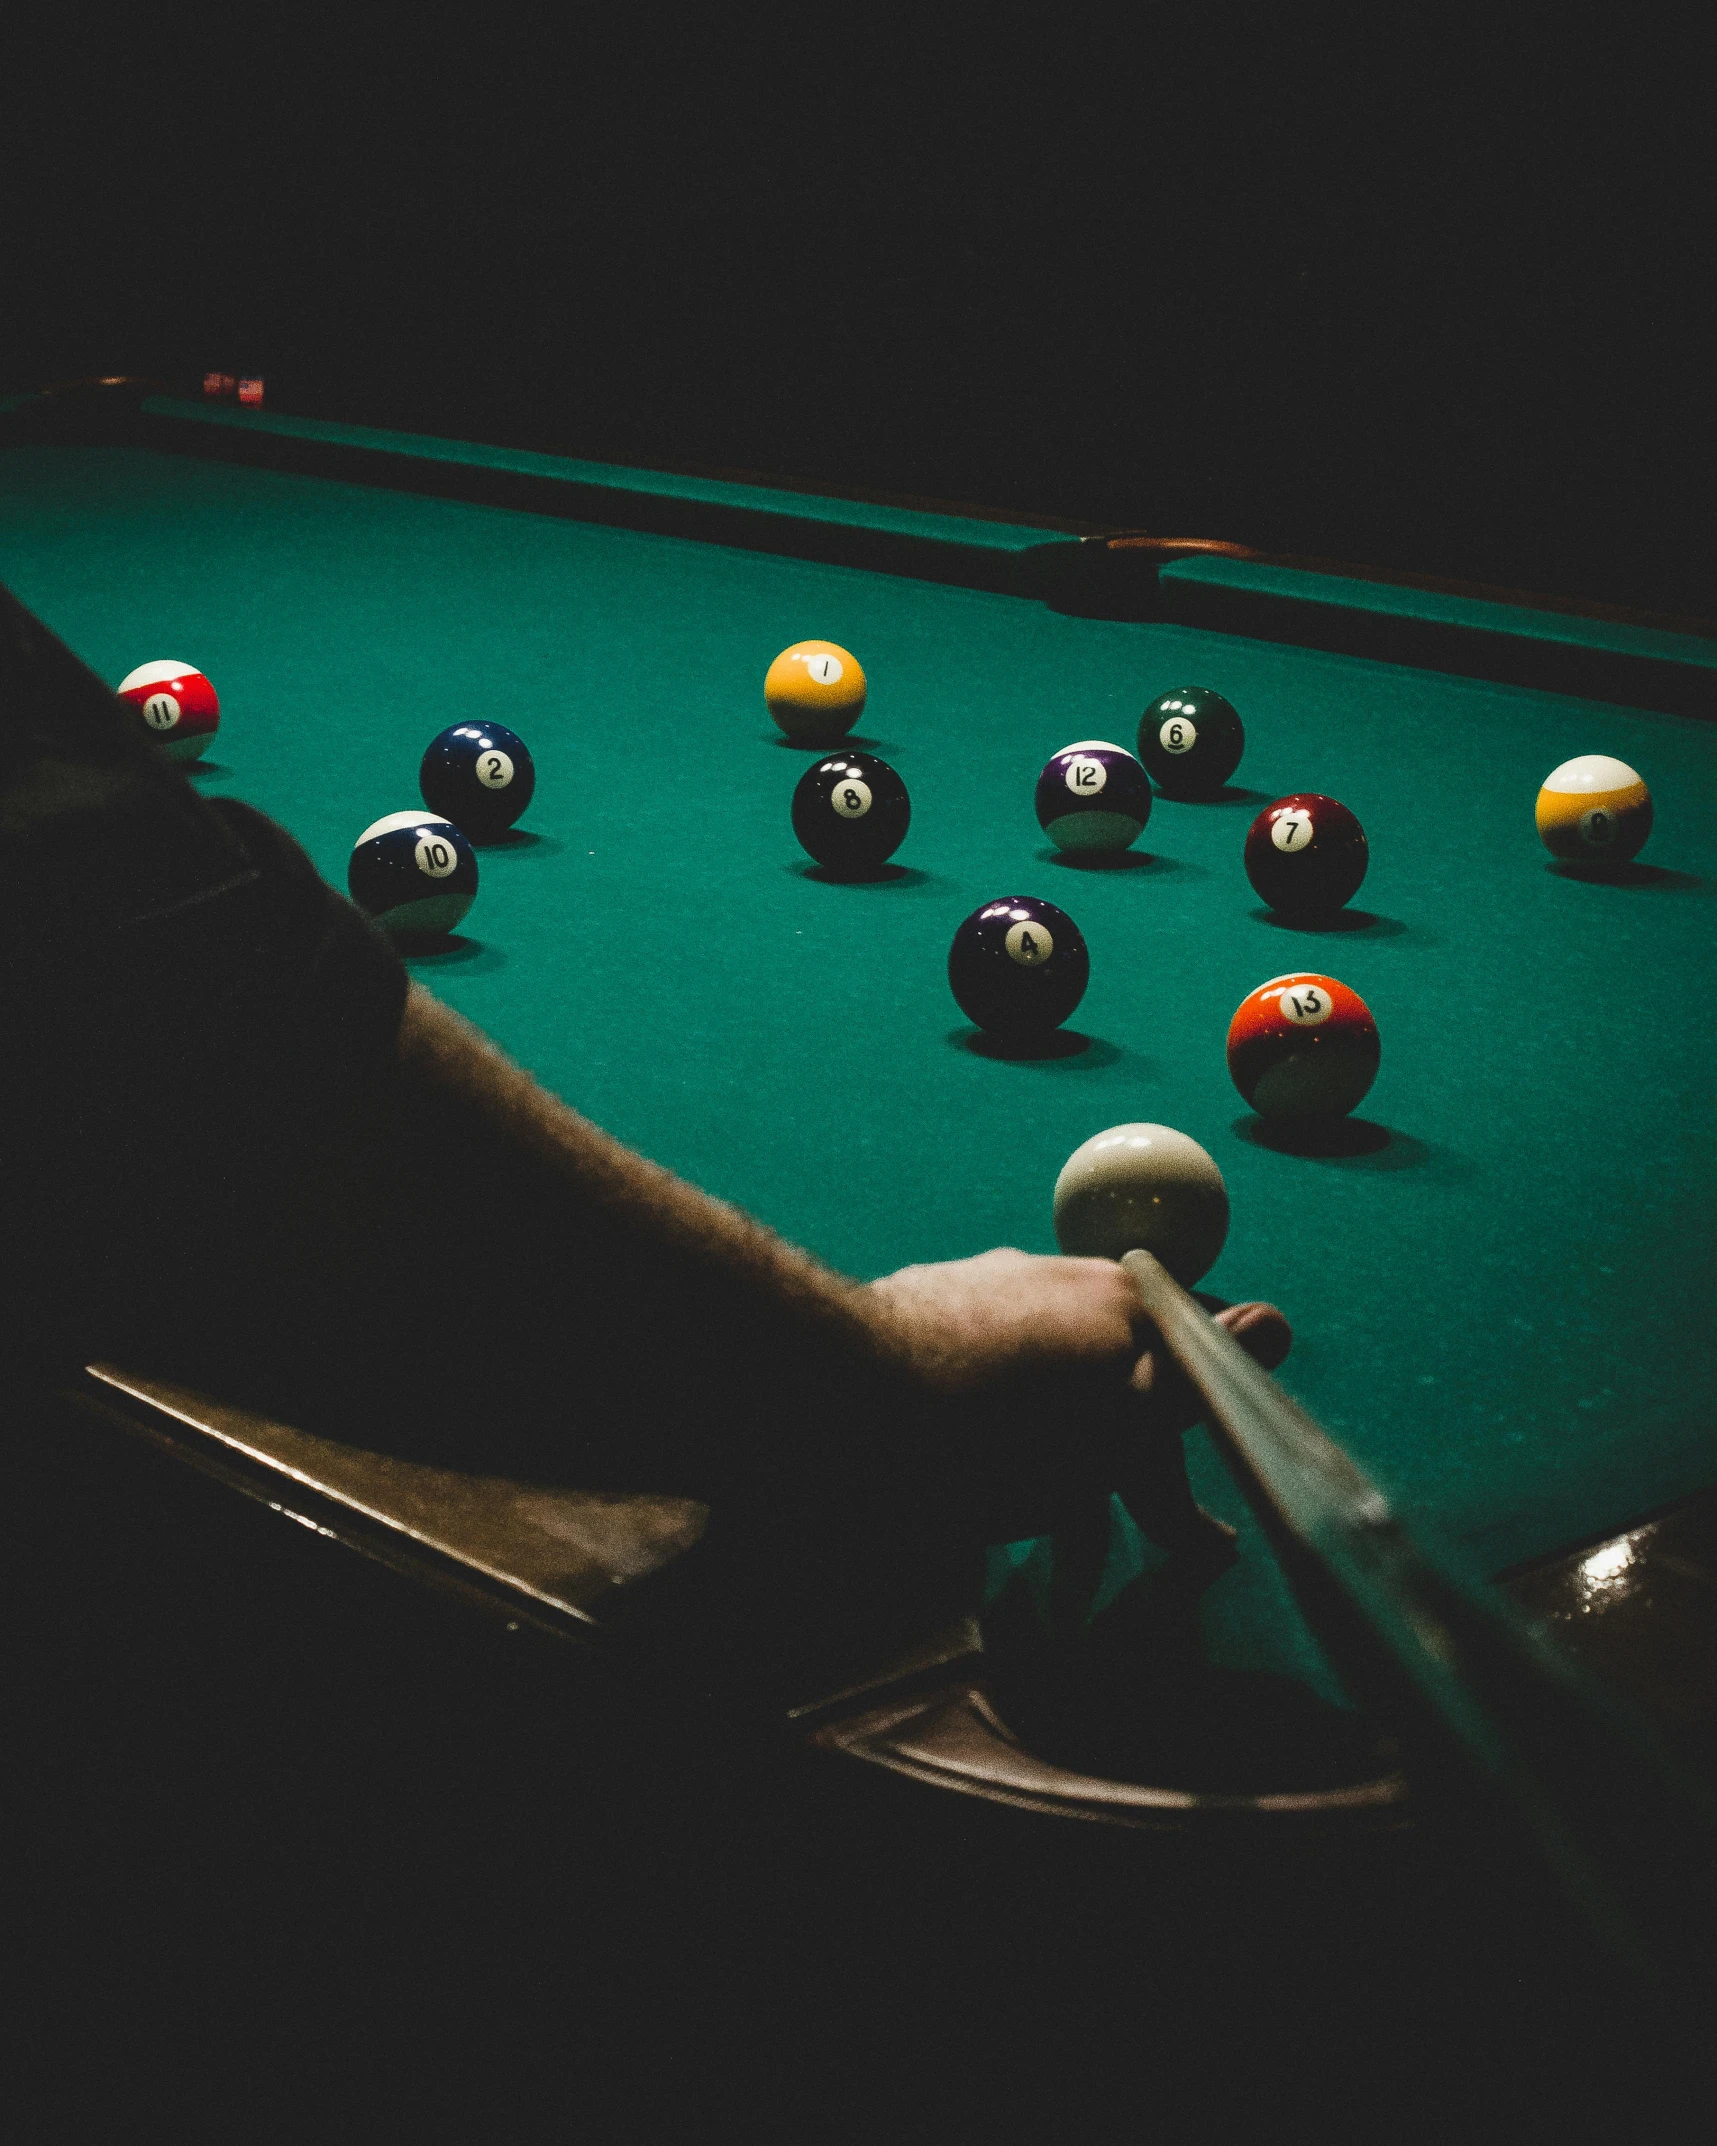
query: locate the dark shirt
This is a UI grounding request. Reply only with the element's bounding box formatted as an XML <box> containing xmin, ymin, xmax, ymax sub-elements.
<box><xmin>0</xmin><ymin>581</ymin><xmax>406</xmax><ymax>1378</ymax></box>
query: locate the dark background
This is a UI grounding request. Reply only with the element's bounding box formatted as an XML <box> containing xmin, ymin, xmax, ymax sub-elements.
<box><xmin>6</xmin><ymin>8</ymin><xmax>1713</xmax><ymax>613</ymax></box>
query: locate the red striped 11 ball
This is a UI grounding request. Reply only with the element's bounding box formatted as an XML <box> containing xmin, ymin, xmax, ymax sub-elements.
<box><xmin>1227</xmin><ymin>973</ymin><xmax>1379</xmax><ymax>1119</ymax></box>
<box><xmin>348</xmin><ymin>811</ymin><xmax>478</xmax><ymax>937</ymax></box>
<box><xmin>948</xmin><ymin>895</ymin><xmax>1089</xmax><ymax>1037</ymax></box>
<box><xmin>1136</xmin><ymin>687</ymin><xmax>1245</xmax><ymax>796</ymax></box>
<box><xmin>791</xmin><ymin>751</ymin><xmax>911</xmax><ymax>874</ymax></box>
<box><xmin>1244</xmin><ymin>793</ymin><xmax>1368</xmax><ymax>915</ymax></box>
<box><xmin>419</xmin><ymin>722</ymin><xmax>537</xmax><ymax>841</ymax></box>
<box><xmin>117</xmin><ymin>661</ymin><xmax>221</xmax><ymax>762</ymax></box>
<box><xmin>1034</xmin><ymin>739</ymin><xmax>1153</xmax><ymax>853</ymax></box>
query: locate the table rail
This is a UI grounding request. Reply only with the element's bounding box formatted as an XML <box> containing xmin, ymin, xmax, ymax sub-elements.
<box><xmin>9</xmin><ymin>377</ymin><xmax>1714</xmax><ymax>718</ymax></box>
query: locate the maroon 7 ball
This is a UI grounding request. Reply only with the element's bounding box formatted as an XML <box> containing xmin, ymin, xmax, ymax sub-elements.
<box><xmin>1244</xmin><ymin>793</ymin><xmax>1368</xmax><ymax>916</ymax></box>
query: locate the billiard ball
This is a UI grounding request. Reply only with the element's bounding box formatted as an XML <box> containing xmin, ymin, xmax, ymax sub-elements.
<box><xmin>948</xmin><ymin>895</ymin><xmax>1089</xmax><ymax>1037</ymax></box>
<box><xmin>765</xmin><ymin>640</ymin><xmax>867</xmax><ymax>742</ymax></box>
<box><xmin>1136</xmin><ymin>687</ymin><xmax>1244</xmax><ymax>796</ymax></box>
<box><xmin>1034</xmin><ymin>739</ymin><xmax>1153</xmax><ymax>853</ymax></box>
<box><xmin>348</xmin><ymin>810</ymin><xmax>478</xmax><ymax>937</ymax></box>
<box><xmin>1227</xmin><ymin>973</ymin><xmax>1379</xmax><ymax>1120</ymax></box>
<box><xmin>117</xmin><ymin>660</ymin><xmax>220</xmax><ymax>763</ymax></box>
<box><xmin>419</xmin><ymin>721</ymin><xmax>536</xmax><ymax>842</ymax></box>
<box><xmin>1052</xmin><ymin>1123</ymin><xmax>1230</xmax><ymax>1285</ymax></box>
<box><xmin>791</xmin><ymin>751</ymin><xmax>910</xmax><ymax>874</ymax></box>
<box><xmin>1535</xmin><ymin>755</ymin><xmax>1652</xmax><ymax>868</ymax></box>
<box><xmin>1244</xmin><ymin>793</ymin><xmax>1368</xmax><ymax>915</ymax></box>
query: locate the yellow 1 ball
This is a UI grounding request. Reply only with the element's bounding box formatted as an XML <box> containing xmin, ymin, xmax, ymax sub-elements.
<box><xmin>1535</xmin><ymin>755</ymin><xmax>1653</xmax><ymax>868</ymax></box>
<box><xmin>765</xmin><ymin>640</ymin><xmax>867</xmax><ymax>742</ymax></box>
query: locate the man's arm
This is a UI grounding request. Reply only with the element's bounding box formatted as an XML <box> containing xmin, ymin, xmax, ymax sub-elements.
<box><xmin>2</xmin><ymin>580</ymin><xmax>1286</xmax><ymax>1549</ymax></box>
<box><xmin>142</xmin><ymin>979</ymin><xmax>1285</xmax><ymax>1545</ymax></box>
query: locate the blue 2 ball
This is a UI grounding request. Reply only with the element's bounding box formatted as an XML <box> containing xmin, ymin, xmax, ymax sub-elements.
<box><xmin>419</xmin><ymin>721</ymin><xmax>536</xmax><ymax>841</ymax></box>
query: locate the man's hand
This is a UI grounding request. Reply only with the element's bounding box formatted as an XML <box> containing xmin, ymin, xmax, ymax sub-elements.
<box><xmin>867</xmin><ymin>1248</ymin><xmax>1290</xmax><ymax>1541</ymax></box>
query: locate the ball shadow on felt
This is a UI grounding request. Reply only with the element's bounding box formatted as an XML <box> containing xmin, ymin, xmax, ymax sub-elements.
<box><xmin>1548</xmin><ymin>860</ymin><xmax>1705</xmax><ymax>892</ymax></box>
<box><xmin>397</xmin><ymin>933</ymin><xmax>507</xmax><ymax>973</ymax></box>
<box><xmin>1251</xmin><ymin>906</ymin><xmax>1407</xmax><ymax>937</ymax></box>
<box><xmin>1232</xmin><ymin>1113</ymin><xmax>1428</xmax><ymax>1167</ymax></box>
<box><xmin>790</xmin><ymin>860</ymin><xmax>932</xmax><ymax>890</ymax></box>
<box><xmin>1039</xmin><ymin>846</ymin><xmax>1199</xmax><ymax>877</ymax></box>
<box><xmin>951</xmin><ymin>1026</ymin><xmax>1120</xmax><ymax>1069</ymax></box>
<box><xmin>474</xmin><ymin>828</ymin><xmax>562</xmax><ymax>856</ymax></box>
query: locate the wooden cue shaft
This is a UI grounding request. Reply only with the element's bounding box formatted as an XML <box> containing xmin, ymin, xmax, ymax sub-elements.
<box><xmin>1118</xmin><ymin>1246</ymin><xmax>1717</xmax><ymax>1998</ymax></box>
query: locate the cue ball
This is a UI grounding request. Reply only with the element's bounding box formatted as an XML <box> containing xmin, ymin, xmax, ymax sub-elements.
<box><xmin>419</xmin><ymin>721</ymin><xmax>537</xmax><ymax>841</ymax></box>
<box><xmin>1535</xmin><ymin>755</ymin><xmax>1653</xmax><ymax>867</ymax></box>
<box><xmin>1227</xmin><ymin>973</ymin><xmax>1380</xmax><ymax>1120</ymax></box>
<box><xmin>1244</xmin><ymin>793</ymin><xmax>1369</xmax><ymax>915</ymax></box>
<box><xmin>765</xmin><ymin>640</ymin><xmax>867</xmax><ymax>743</ymax></box>
<box><xmin>1053</xmin><ymin>1123</ymin><xmax>1230</xmax><ymax>1285</ymax></box>
<box><xmin>948</xmin><ymin>895</ymin><xmax>1089</xmax><ymax>1037</ymax></box>
<box><xmin>1136</xmin><ymin>687</ymin><xmax>1245</xmax><ymax>796</ymax></box>
<box><xmin>348</xmin><ymin>810</ymin><xmax>478</xmax><ymax>937</ymax></box>
<box><xmin>1034</xmin><ymin>739</ymin><xmax>1153</xmax><ymax>853</ymax></box>
<box><xmin>117</xmin><ymin>660</ymin><xmax>220</xmax><ymax>763</ymax></box>
<box><xmin>791</xmin><ymin>751</ymin><xmax>911</xmax><ymax>874</ymax></box>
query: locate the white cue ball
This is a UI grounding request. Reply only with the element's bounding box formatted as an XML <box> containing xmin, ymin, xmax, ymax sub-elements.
<box><xmin>1052</xmin><ymin>1122</ymin><xmax>1230</xmax><ymax>1285</ymax></box>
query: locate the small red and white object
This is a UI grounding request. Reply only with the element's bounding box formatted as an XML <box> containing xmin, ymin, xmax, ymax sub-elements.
<box><xmin>203</xmin><ymin>372</ymin><xmax>236</xmax><ymax>398</ymax></box>
<box><xmin>237</xmin><ymin>376</ymin><xmax>265</xmax><ymax>407</ymax></box>
<box><xmin>116</xmin><ymin>660</ymin><xmax>221</xmax><ymax>763</ymax></box>
<box><xmin>1227</xmin><ymin>972</ymin><xmax>1380</xmax><ymax>1121</ymax></box>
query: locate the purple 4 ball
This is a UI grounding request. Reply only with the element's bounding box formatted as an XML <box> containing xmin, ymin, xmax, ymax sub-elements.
<box><xmin>948</xmin><ymin>895</ymin><xmax>1090</xmax><ymax>1036</ymax></box>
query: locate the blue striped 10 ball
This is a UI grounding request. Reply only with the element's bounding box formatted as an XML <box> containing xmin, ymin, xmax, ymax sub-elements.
<box><xmin>349</xmin><ymin>811</ymin><xmax>478</xmax><ymax>937</ymax></box>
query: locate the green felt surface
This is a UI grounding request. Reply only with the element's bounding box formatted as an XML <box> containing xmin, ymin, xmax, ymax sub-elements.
<box><xmin>142</xmin><ymin>398</ymin><xmax>1065</xmax><ymax>555</ymax></box>
<box><xmin>1163</xmin><ymin>552</ymin><xmax>1717</xmax><ymax>669</ymax></box>
<box><xmin>5</xmin><ymin>440</ymin><xmax>1716</xmax><ymax>1701</ymax></box>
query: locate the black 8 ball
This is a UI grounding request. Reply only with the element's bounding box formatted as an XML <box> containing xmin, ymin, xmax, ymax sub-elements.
<box><xmin>1136</xmin><ymin>687</ymin><xmax>1245</xmax><ymax>796</ymax></box>
<box><xmin>792</xmin><ymin>751</ymin><xmax>911</xmax><ymax>875</ymax></box>
<box><xmin>948</xmin><ymin>895</ymin><xmax>1089</xmax><ymax>1037</ymax></box>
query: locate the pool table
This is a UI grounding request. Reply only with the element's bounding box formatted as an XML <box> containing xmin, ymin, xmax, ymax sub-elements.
<box><xmin>4</xmin><ymin>380</ymin><xmax>1717</xmax><ymax>1839</ymax></box>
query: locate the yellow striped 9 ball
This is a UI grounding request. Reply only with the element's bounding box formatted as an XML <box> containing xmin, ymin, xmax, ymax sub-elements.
<box><xmin>1535</xmin><ymin>755</ymin><xmax>1652</xmax><ymax>868</ymax></box>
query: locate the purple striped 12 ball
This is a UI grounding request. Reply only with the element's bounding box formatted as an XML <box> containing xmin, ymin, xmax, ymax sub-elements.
<box><xmin>1034</xmin><ymin>740</ymin><xmax>1154</xmax><ymax>853</ymax></box>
